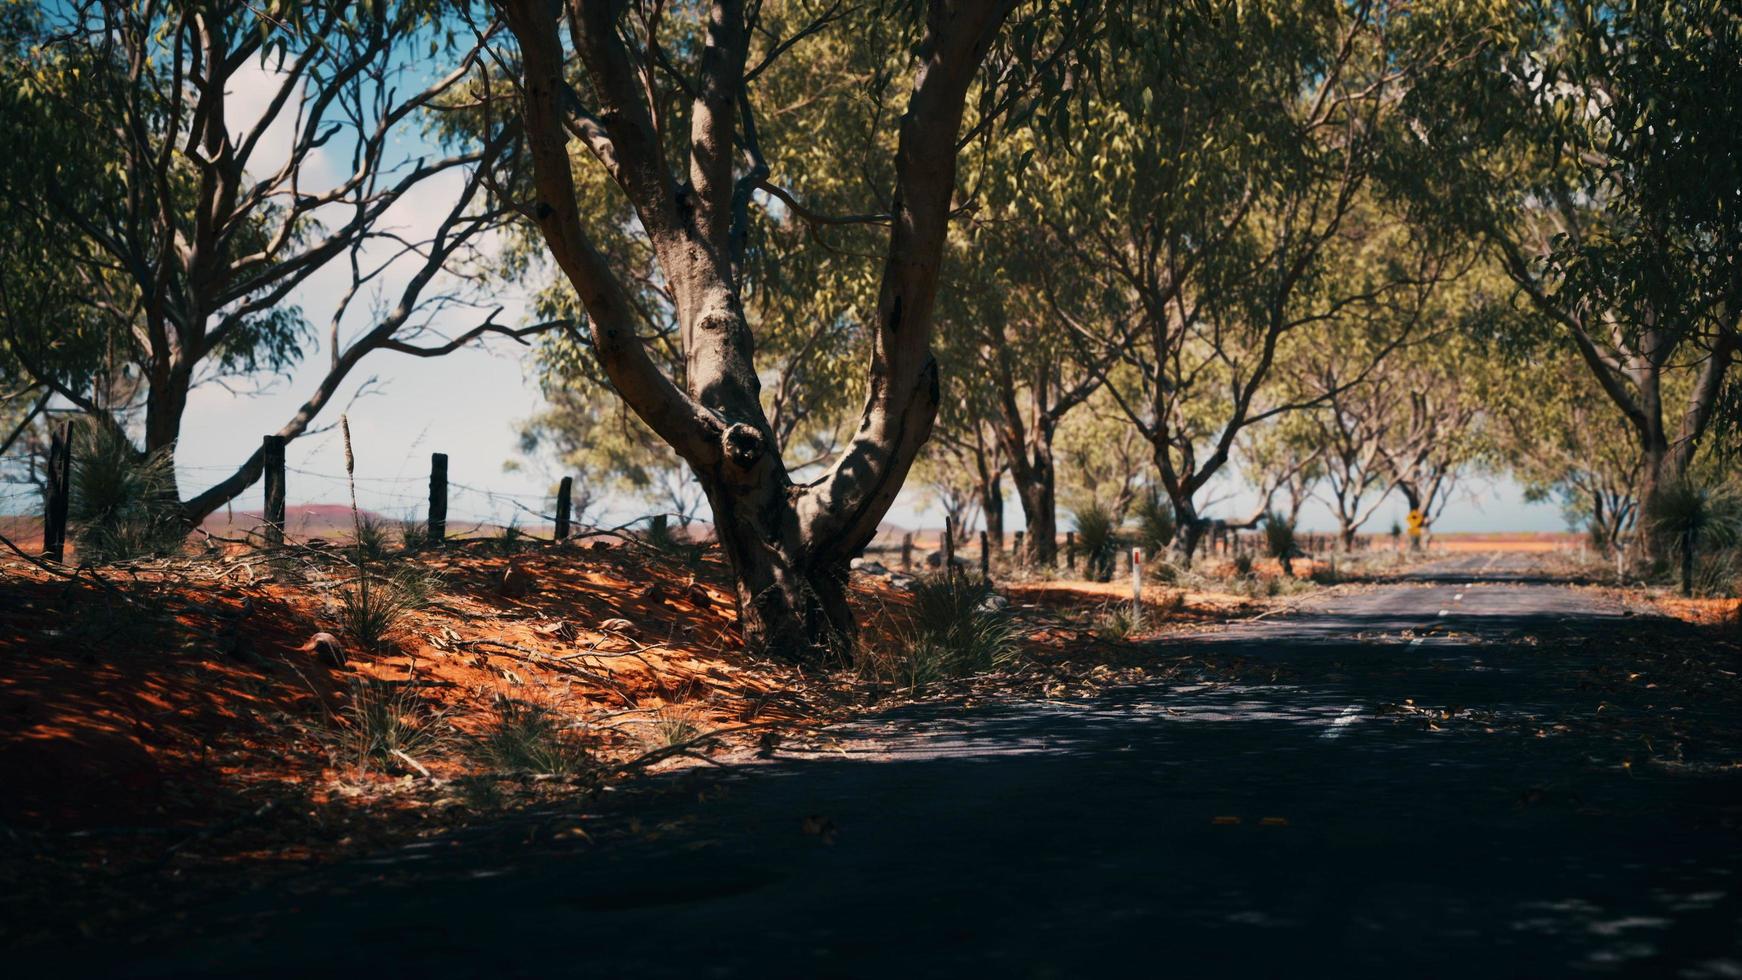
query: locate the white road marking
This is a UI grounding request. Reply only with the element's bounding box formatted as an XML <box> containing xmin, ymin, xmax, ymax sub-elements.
<box><xmin>1409</xmin><ymin>638</ymin><xmax>1425</xmax><ymax>647</ymax></box>
<box><xmin>1438</xmin><ymin>609</ymin><xmax>1451</xmax><ymax>616</ymax></box>
<box><xmin>1321</xmin><ymin>704</ymin><xmax>1363</xmax><ymax>740</ymax></box>
<box><xmin>1453</xmin><ymin>593</ymin><xmax>1464</xmax><ymax>602</ymax></box>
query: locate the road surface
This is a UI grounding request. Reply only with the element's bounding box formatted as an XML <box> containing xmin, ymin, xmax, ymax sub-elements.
<box><xmin>51</xmin><ymin>556</ymin><xmax>1742</xmax><ymax>977</ymax></box>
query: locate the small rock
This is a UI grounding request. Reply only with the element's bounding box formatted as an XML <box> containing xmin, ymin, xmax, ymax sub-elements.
<box><xmin>976</xmin><ymin>593</ymin><xmax>1010</xmax><ymax>613</ymax></box>
<box><xmin>855</xmin><ymin>560</ymin><xmax>890</xmax><ymax>577</ymax></box>
<box><xmin>303</xmin><ymin>632</ymin><xmax>346</xmax><ymax>668</ymax></box>
<box><xmin>599</xmin><ymin>617</ymin><xmax>635</xmax><ymax>634</ymax></box>
<box><xmin>500</xmin><ymin>560</ymin><xmax>534</xmax><ymax>598</ymax></box>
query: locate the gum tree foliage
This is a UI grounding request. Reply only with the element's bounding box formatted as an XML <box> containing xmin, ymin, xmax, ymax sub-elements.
<box><xmin>1407</xmin><ymin>0</ymin><xmax>1742</xmax><ymax>557</ymax></box>
<box><xmin>1492</xmin><ymin>349</ymin><xmax>1644</xmax><ymax>556</ymax></box>
<box><xmin>926</xmin><ymin>127</ymin><xmax>1115</xmax><ymax>565</ymax></box>
<box><xmin>491</xmin><ymin>0</ymin><xmax>1099</xmax><ymax>658</ymax></box>
<box><xmin>5</xmin><ymin>0</ymin><xmax>544</xmax><ymax>522</ymax></box>
<box><xmin>1047</xmin><ymin>0</ymin><xmax>1472</xmax><ymax>565</ymax></box>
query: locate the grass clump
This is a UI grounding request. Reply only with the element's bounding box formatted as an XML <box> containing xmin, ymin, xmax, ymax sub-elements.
<box><xmin>1232</xmin><ymin>552</ymin><xmax>1255</xmax><ymax>579</ymax></box>
<box><xmin>343</xmin><ymin>679</ymin><xmax>448</xmax><ymax>774</ymax></box>
<box><xmin>1072</xmin><ymin>502</ymin><xmax>1119</xmax><ymax>583</ymax></box>
<box><xmin>476</xmin><ymin>696</ymin><xmax>593</xmax><ymax>775</ymax></box>
<box><xmin>69</xmin><ymin>422</ymin><xmax>186</xmax><ymax>562</ymax></box>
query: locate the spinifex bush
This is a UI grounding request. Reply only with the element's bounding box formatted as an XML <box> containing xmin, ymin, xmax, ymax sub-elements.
<box><xmin>1647</xmin><ymin>478</ymin><xmax>1742</xmax><ymax>597</ymax></box>
<box><xmin>1091</xmin><ymin>602</ymin><xmax>1139</xmax><ymax>642</ymax></box>
<box><xmin>476</xmin><ymin>696</ymin><xmax>593</xmax><ymax>775</ymax></box>
<box><xmin>1072</xmin><ymin>502</ymin><xmax>1119</xmax><ymax>583</ymax></box>
<box><xmin>339</xmin><ymin>575</ymin><xmax>414</xmax><ymax>650</ymax></box>
<box><xmin>888</xmin><ymin>574</ymin><xmax>1019</xmax><ymax>688</ymax></box>
<box><xmin>344</xmin><ymin>678</ymin><xmax>448</xmax><ymax>774</ymax></box>
<box><xmin>1263</xmin><ymin>511</ymin><xmax>1298</xmax><ymax>578</ymax></box>
<box><xmin>399</xmin><ymin>515</ymin><xmax>431</xmax><ymax>550</ymax></box>
<box><xmin>1135</xmin><ymin>492</ymin><xmax>1176</xmax><ymax>558</ymax></box>
<box><xmin>352</xmin><ymin>513</ymin><xmax>394</xmax><ymax>561</ymax></box>
<box><xmin>69</xmin><ymin>422</ymin><xmax>186</xmax><ymax>562</ymax></box>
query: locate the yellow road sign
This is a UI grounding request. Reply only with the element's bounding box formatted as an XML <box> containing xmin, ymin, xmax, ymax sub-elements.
<box><xmin>1406</xmin><ymin>509</ymin><xmax>1424</xmax><ymax>537</ymax></box>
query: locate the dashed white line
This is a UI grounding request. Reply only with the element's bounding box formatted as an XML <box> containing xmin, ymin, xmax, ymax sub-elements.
<box><xmin>1453</xmin><ymin>593</ymin><xmax>1464</xmax><ymax>602</ymax></box>
<box><xmin>1320</xmin><ymin>704</ymin><xmax>1363</xmax><ymax>740</ymax></box>
<box><xmin>1437</xmin><ymin>609</ymin><xmax>1451</xmax><ymax>617</ymax></box>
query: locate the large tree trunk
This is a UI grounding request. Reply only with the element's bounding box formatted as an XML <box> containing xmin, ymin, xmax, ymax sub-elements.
<box><xmin>981</xmin><ymin>471</ymin><xmax>1005</xmax><ymax>551</ymax></box>
<box><xmin>1012</xmin><ymin>453</ymin><xmax>1059</xmax><ymax>566</ymax></box>
<box><xmin>1172</xmin><ymin>506</ymin><xmax>1208</xmax><ymax>569</ymax></box>
<box><xmin>699</xmin><ymin>447</ymin><xmax>859</xmax><ymax>661</ymax></box>
<box><xmin>1636</xmin><ymin>438</ymin><xmax>1677</xmax><ymax>565</ymax></box>
<box><xmin>144</xmin><ymin>368</ymin><xmax>191</xmax><ymax>500</ymax></box>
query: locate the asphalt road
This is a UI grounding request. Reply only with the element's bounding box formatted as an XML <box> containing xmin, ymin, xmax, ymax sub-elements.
<box><xmin>55</xmin><ymin>556</ymin><xmax>1742</xmax><ymax>977</ymax></box>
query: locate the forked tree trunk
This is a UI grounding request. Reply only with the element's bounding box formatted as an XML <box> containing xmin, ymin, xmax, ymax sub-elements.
<box><xmin>502</xmin><ymin>0</ymin><xmax>1020</xmax><ymax>661</ymax></box>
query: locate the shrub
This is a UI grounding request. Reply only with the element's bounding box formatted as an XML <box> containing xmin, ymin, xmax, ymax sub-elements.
<box><xmin>1134</xmin><ymin>492</ymin><xmax>1176</xmax><ymax>557</ymax></box>
<box><xmin>476</xmin><ymin>696</ymin><xmax>592</xmax><ymax>775</ymax></box>
<box><xmin>1263</xmin><ymin>511</ymin><xmax>1297</xmax><ymax>578</ymax></box>
<box><xmin>344</xmin><ymin>679</ymin><xmax>447</xmax><ymax>773</ymax></box>
<box><xmin>1232</xmin><ymin>552</ymin><xmax>1255</xmax><ymax>578</ymax></box>
<box><xmin>1072</xmin><ymin>502</ymin><xmax>1119</xmax><ymax>583</ymax></box>
<box><xmin>68</xmin><ymin>422</ymin><xmax>186</xmax><ymax>562</ymax></box>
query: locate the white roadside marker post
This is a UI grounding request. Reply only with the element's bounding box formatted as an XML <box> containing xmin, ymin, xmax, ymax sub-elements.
<box><xmin>1132</xmin><ymin>547</ymin><xmax>1144</xmax><ymax>629</ymax></box>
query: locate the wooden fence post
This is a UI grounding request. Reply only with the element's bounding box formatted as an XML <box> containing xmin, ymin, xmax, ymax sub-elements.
<box><xmin>901</xmin><ymin>532</ymin><xmax>914</xmax><ymax>571</ymax></box>
<box><xmin>428</xmin><ymin>452</ymin><xmax>448</xmax><ymax>544</ymax></box>
<box><xmin>980</xmin><ymin>530</ymin><xmax>991</xmax><ymax>581</ymax></box>
<box><xmin>41</xmin><ymin>420</ymin><xmax>72</xmax><ymax>563</ymax></box>
<box><xmin>1065</xmin><ymin>531</ymin><xmax>1076</xmax><ymax>572</ymax></box>
<box><xmin>554</xmin><ymin>475</ymin><xmax>573</xmax><ymax>541</ymax></box>
<box><xmin>261</xmin><ymin>434</ymin><xmax>286</xmax><ymax>548</ymax></box>
<box><xmin>942</xmin><ymin>516</ymin><xmax>955</xmax><ymax>573</ymax></box>
<box><xmin>1013</xmin><ymin>530</ymin><xmax>1025</xmax><ymax>568</ymax></box>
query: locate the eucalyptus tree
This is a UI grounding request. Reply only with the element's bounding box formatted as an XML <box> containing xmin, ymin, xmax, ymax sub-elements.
<box><xmin>931</xmin><ymin>157</ymin><xmax>1114</xmax><ymax>565</ymax></box>
<box><xmin>490</xmin><ymin>0</ymin><xmax>1097</xmax><ymax>657</ymax></box>
<box><xmin>1492</xmin><ymin>353</ymin><xmax>1643</xmax><ymax>556</ymax></box>
<box><xmin>1409</xmin><ymin>0</ymin><xmax>1742</xmax><ymax>556</ymax></box>
<box><xmin>1056</xmin><ymin>394</ymin><xmax>1151</xmax><ymax>524</ymax></box>
<box><xmin>8</xmin><ymin>0</ymin><xmax>541</xmax><ymax>522</ymax></box>
<box><xmin>1047</xmin><ymin>0</ymin><xmax>1468</xmax><ymax>564</ymax></box>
